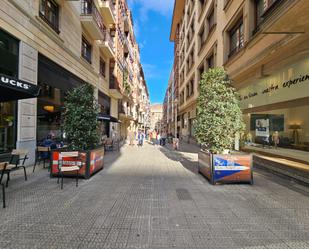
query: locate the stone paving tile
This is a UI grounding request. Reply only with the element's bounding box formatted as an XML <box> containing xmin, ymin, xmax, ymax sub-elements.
<box><xmin>1</xmin><ymin>143</ymin><xmax>309</xmax><ymax>249</ymax></box>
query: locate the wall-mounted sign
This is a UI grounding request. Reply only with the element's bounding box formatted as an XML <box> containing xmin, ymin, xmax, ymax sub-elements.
<box><xmin>0</xmin><ymin>74</ymin><xmax>40</xmax><ymax>102</ymax></box>
<box><xmin>239</xmin><ymin>58</ymin><xmax>309</xmax><ymax>109</ymax></box>
<box><xmin>255</xmin><ymin>119</ymin><xmax>269</xmax><ymax>137</ymax></box>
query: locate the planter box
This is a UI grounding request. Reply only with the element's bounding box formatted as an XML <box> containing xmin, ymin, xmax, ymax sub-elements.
<box><xmin>198</xmin><ymin>150</ymin><xmax>253</xmax><ymax>185</ymax></box>
<box><xmin>50</xmin><ymin>146</ymin><xmax>105</xmax><ymax>179</ymax></box>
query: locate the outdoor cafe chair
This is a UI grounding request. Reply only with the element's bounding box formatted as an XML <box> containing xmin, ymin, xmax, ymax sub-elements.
<box><xmin>4</xmin><ymin>149</ymin><xmax>28</xmax><ymax>187</ymax></box>
<box><xmin>57</xmin><ymin>152</ymin><xmax>82</xmax><ymax>190</ymax></box>
<box><xmin>33</xmin><ymin>146</ymin><xmax>51</xmax><ymax>172</ymax></box>
<box><xmin>104</xmin><ymin>138</ymin><xmax>114</xmax><ymax>151</ymax></box>
<box><xmin>0</xmin><ymin>162</ymin><xmax>7</xmax><ymax>208</ymax></box>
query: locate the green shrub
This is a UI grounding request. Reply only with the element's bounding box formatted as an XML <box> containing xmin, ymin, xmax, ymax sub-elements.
<box><xmin>194</xmin><ymin>67</ymin><xmax>244</xmax><ymax>153</ymax></box>
<box><xmin>63</xmin><ymin>84</ymin><xmax>100</xmax><ymax>150</ymax></box>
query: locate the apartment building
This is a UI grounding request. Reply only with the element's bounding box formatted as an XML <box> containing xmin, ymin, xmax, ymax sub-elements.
<box><xmin>0</xmin><ymin>0</ymin><xmax>149</xmax><ymax>163</ymax></box>
<box><xmin>170</xmin><ymin>0</ymin><xmax>309</xmax><ymax>152</ymax></box>
<box><xmin>163</xmin><ymin>68</ymin><xmax>177</xmax><ymax>135</ymax></box>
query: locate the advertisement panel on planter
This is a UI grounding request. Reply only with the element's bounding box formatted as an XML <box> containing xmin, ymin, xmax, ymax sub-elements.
<box><xmin>89</xmin><ymin>148</ymin><xmax>104</xmax><ymax>175</ymax></box>
<box><xmin>51</xmin><ymin>151</ymin><xmax>87</xmax><ymax>177</ymax></box>
<box><xmin>212</xmin><ymin>154</ymin><xmax>252</xmax><ymax>183</ymax></box>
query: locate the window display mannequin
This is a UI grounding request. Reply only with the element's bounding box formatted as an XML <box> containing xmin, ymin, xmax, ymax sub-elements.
<box><xmin>272</xmin><ymin>131</ymin><xmax>280</xmax><ymax>149</ymax></box>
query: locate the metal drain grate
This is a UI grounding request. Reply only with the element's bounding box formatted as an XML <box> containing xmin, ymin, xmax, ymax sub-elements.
<box><xmin>176</xmin><ymin>188</ymin><xmax>193</xmax><ymax>200</ymax></box>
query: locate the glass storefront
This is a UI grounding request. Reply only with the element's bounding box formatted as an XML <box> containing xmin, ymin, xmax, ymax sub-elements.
<box><xmin>240</xmin><ymin>57</ymin><xmax>309</xmax><ymax>153</ymax></box>
<box><xmin>37</xmin><ymin>54</ymin><xmax>84</xmax><ymax>144</ymax></box>
<box><xmin>244</xmin><ymin>105</ymin><xmax>309</xmax><ymax>152</ymax></box>
<box><xmin>98</xmin><ymin>91</ymin><xmax>111</xmax><ymax>137</ymax></box>
<box><xmin>0</xmin><ymin>29</ymin><xmax>19</xmax><ymax>154</ymax></box>
<box><xmin>0</xmin><ymin>102</ymin><xmax>16</xmax><ymax>153</ymax></box>
<box><xmin>37</xmin><ymin>82</ymin><xmax>65</xmax><ymax>142</ymax></box>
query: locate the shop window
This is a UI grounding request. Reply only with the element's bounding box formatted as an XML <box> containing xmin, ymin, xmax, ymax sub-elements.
<box><xmin>0</xmin><ymin>102</ymin><xmax>16</xmax><ymax>153</ymax></box>
<box><xmin>39</xmin><ymin>0</ymin><xmax>59</xmax><ymax>33</ymax></box>
<box><xmin>81</xmin><ymin>36</ymin><xmax>92</xmax><ymax>64</ymax></box>
<box><xmin>100</xmin><ymin>58</ymin><xmax>106</xmax><ymax>77</ymax></box>
<box><xmin>229</xmin><ymin>17</ymin><xmax>244</xmax><ymax>57</ymax></box>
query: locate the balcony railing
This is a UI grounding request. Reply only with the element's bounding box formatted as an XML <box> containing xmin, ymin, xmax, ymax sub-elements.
<box><xmin>81</xmin><ymin>0</ymin><xmax>105</xmax><ymax>34</ymax></box>
<box><xmin>103</xmin><ymin>29</ymin><xmax>114</xmax><ymax>53</ymax></box>
<box><xmin>102</xmin><ymin>0</ymin><xmax>115</xmax><ymax>15</ymax></box>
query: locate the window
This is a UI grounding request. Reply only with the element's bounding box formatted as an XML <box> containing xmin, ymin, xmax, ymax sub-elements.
<box><xmin>39</xmin><ymin>0</ymin><xmax>59</xmax><ymax>32</ymax></box>
<box><xmin>229</xmin><ymin>18</ymin><xmax>244</xmax><ymax>57</ymax></box>
<box><xmin>199</xmin><ymin>24</ymin><xmax>206</xmax><ymax>50</ymax></box>
<box><xmin>100</xmin><ymin>58</ymin><xmax>106</xmax><ymax>77</ymax></box>
<box><xmin>190</xmin><ymin>79</ymin><xmax>194</xmax><ymax>95</ymax></box>
<box><xmin>199</xmin><ymin>0</ymin><xmax>206</xmax><ymax>16</ymax></box>
<box><xmin>186</xmin><ymin>84</ymin><xmax>190</xmax><ymax>98</ymax></box>
<box><xmin>255</xmin><ymin>0</ymin><xmax>264</xmax><ymax>28</ymax></box>
<box><xmin>208</xmin><ymin>8</ymin><xmax>215</xmax><ymax>32</ymax></box>
<box><xmin>207</xmin><ymin>54</ymin><xmax>214</xmax><ymax>69</ymax></box>
<box><xmin>81</xmin><ymin>36</ymin><xmax>92</xmax><ymax>63</ymax></box>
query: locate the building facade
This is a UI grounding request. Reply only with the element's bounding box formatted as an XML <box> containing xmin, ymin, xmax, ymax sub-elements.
<box><xmin>0</xmin><ymin>0</ymin><xmax>149</xmax><ymax>164</ymax></box>
<box><xmin>150</xmin><ymin>104</ymin><xmax>163</xmax><ymax>132</ymax></box>
<box><xmin>169</xmin><ymin>0</ymin><xmax>309</xmax><ymax>153</ymax></box>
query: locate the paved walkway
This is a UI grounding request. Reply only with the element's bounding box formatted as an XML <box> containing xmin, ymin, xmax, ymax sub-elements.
<box><xmin>1</xmin><ymin>144</ymin><xmax>309</xmax><ymax>249</ymax></box>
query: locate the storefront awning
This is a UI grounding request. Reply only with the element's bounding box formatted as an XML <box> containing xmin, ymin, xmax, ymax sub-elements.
<box><xmin>0</xmin><ymin>74</ymin><xmax>40</xmax><ymax>102</ymax></box>
<box><xmin>98</xmin><ymin>114</ymin><xmax>121</xmax><ymax>123</ymax></box>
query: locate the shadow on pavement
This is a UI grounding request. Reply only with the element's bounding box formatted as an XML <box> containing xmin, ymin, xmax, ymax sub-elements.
<box><xmin>158</xmin><ymin>144</ymin><xmax>199</xmax><ymax>174</ymax></box>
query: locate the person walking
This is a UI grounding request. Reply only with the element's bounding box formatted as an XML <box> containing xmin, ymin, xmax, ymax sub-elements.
<box><xmin>152</xmin><ymin>130</ymin><xmax>157</xmax><ymax>145</ymax></box>
<box><xmin>128</xmin><ymin>128</ymin><xmax>134</xmax><ymax>146</ymax></box>
<box><xmin>138</xmin><ymin>131</ymin><xmax>145</xmax><ymax>147</ymax></box>
<box><xmin>161</xmin><ymin>131</ymin><xmax>167</xmax><ymax>146</ymax></box>
<box><xmin>157</xmin><ymin>133</ymin><xmax>161</xmax><ymax>146</ymax></box>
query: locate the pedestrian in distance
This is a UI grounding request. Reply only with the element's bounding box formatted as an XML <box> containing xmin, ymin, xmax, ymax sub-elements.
<box><xmin>157</xmin><ymin>133</ymin><xmax>161</xmax><ymax>146</ymax></box>
<box><xmin>161</xmin><ymin>131</ymin><xmax>167</xmax><ymax>146</ymax></box>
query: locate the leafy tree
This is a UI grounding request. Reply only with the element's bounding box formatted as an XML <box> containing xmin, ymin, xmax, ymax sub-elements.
<box><xmin>195</xmin><ymin>67</ymin><xmax>244</xmax><ymax>153</ymax></box>
<box><xmin>63</xmin><ymin>84</ymin><xmax>100</xmax><ymax>150</ymax></box>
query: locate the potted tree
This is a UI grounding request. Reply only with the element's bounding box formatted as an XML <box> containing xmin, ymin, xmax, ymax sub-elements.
<box><xmin>50</xmin><ymin>84</ymin><xmax>105</xmax><ymax>179</ymax></box>
<box><xmin>195</xmin><ymin>68</ymin><xmax>253</xmax><ymax>185</ymax></box>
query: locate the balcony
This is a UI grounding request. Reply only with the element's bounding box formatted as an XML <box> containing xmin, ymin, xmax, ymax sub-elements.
<box><xmin>80</xmin><ymin>0</ymin><xmax>104</xmax><ymax>40</ymax></box>
<box><xmin>119</xmin><ymin>104</ymin><xmax>134</xmax><ymax>120</ymax></box>
<box><xmin>109</xmin><ymin>75</ymin><xmax>122</xmax><ymax>99</ymax></box>
<box><xmin>98</xmin><ymin>29</ymin><xmax>115</xmax><ymax>58</ymax></box>
<box><xmin>99</xmin><ymin>0</ymin><xmax>116</xmax><ymax>25</ymax></box>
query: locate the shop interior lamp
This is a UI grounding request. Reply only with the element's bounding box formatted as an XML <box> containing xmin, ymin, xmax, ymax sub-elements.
<box><xmin>289</xmin><ymin>124</ymin><xmax>301</xmax><ymax>144</ymax></box>
<box><xmin>43</xmin><ymin>105</ymin><xmax>55</xmax><ymax>113</ymax></box>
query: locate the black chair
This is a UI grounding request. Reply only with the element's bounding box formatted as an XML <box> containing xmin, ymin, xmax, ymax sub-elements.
<box><xmin>4</xmin><ymin>149</ymin><xmax>28</xmax><ymax>187</ymax></box>
<box><xmin>0</xmin><ymin>162</ymin><xmax>7</xmax><ymax>208</ymax></box>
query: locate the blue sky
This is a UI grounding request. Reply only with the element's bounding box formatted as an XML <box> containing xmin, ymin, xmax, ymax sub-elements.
<box><xmin>128</xmin><ymin>0</ymin><xmax>174</xmax><ymax>104</ymax></box>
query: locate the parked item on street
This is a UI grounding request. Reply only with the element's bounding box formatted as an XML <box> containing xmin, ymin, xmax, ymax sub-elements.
<box><xmin>198</xmin><ymin>150</ymin><xmax>253</xmax><ymax>185</ymax></box>
<box><xmin>57</xmin><ymin>151</ymin><xmax>82</xmax><ymax>189</ymax></box>
<box><xmin>33</xmin><ymin>146</ymin><xmax>51</xmax><ymax>172</ymax></box>
<box><xmin>2</xmin><ymin>149</ymin><xmax>28</xmax><ymax>187</ymax></box>
<box><xmin>0</xmin><ymin>162</ymin><xmax>7</xmax><ymax>208</ymax></box>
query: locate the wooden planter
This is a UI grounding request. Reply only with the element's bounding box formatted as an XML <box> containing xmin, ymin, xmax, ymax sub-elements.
<box><xmin>50</xmin><ymin>146</ymin><xmax>105</xmax><ymax>179</ymax></box>
<box><xmin>198</xmin><ymin>150</ymin><xmax>253</xmax><ymax>185</ymax></box>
